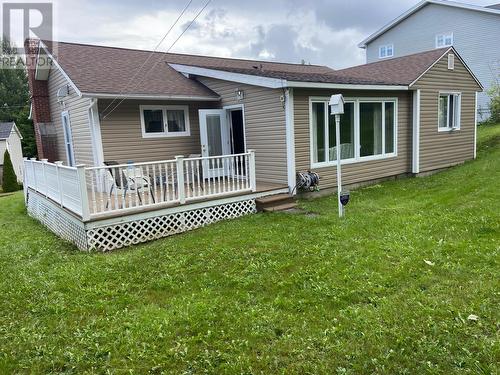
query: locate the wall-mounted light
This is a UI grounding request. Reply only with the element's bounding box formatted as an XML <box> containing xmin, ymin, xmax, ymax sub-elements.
<box><xmin>235</xmin><ymin>89</ymin><xmax>244</xmax><ymax>101</ymax></box>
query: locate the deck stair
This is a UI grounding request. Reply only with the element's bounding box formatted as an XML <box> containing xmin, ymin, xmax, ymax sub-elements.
<box><xmin>256</xmin><ymin>193</ymin><xmax>297</xmax><ymax>212</ymax></box>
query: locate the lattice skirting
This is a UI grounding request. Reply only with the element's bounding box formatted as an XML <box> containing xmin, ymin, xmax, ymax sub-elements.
<box><xmin>26</xmin><ymin>191</ymin><xmax>88</xmax><ymax>250</ymax></box>
<box><xmin>27</xmin><ymin>190</ymin><xmax>257</xmax><ymax>252</ymax></box>
<box><xmin>86</xmin><ymin>199</ymin><xmax>256</xmax><ymax>251</ymax></box>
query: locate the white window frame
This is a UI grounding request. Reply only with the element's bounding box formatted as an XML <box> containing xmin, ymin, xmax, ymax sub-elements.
<box><xmin>140</xmin><ymin>105</ymin><xmax>191</xmax><ymax>138</ymax></box>
<box><xmin>379</xmin><ymin>44</ymin><xmax>394</xmax><ymax>59</ymax></box>
<box><xmin>309</xmin><ymin>97</ymin><xmax>398</xmax><ymax>169</ymax></box>
<box><xmin>438</xmin><ymin>91</ymin><xmax>461</xmax><ymax>132</ymax></box>
<box><xmin>435</xmin><ymin>32</ymin><xmax>453</xmax><ymax>48</ymax></box>
<box><xmin>61</xmin><ymin>110</ymin><xmax>75</xmax><ymax>167</ymax></box>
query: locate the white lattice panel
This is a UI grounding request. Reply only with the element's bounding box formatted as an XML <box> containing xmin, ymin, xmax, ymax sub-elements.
<box><xmin>27</xmin><ymin>191</ymin><xmax>88</xmax><ymax>250</ymax></box>
<box><xmin>86</xmin><ymin>199</ymin><xmax>256</xmax><ymax>251</ymax></box>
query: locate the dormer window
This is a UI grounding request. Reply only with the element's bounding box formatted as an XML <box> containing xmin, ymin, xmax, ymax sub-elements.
<box><xmin>436</xmin><ymin>33</ymin><xmax>453</xmax><ymax>48</ymax></box>
<box><xmin>379</xmin><ymin>44</ymin><xmax>394</xmax><ymax>59</ymax></box>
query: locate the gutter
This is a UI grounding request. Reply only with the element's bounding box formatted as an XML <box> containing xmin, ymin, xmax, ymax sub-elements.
<box><xmin>81</xmin><ymin>92</ymin><xmax>221</xmax><ymax>101</ymax></box>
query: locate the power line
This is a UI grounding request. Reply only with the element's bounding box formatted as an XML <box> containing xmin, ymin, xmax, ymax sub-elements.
<box><xmin>102</xmin><ymin>0</ymin><xmax>212</xmax><ymax>120</ymax></box>
<box><xmin>100</xmin><ymin>0</ymin><xmax>194</xmax><ymax>115</ymax></box>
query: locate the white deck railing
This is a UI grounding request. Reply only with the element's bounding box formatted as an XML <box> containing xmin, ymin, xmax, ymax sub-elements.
<box><xmin>23</xmin><ymin>151</ymin><xmax>256</xmax><ymax>220</ymax></box>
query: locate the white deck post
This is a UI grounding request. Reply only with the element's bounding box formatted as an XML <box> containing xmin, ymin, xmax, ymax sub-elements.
<box><xmin>248</xmin><ymin>149</ymin><xmax>256</xmax><ymax>192</ymax></box>
<box><xmin>30</xmin><ymin>158</ymin><xmax>37</xmax><ymax>191</ymax></box>
<box><xmin>76</xmin><ymin>165</ymin><xmax>91</xmax><ymax>221</ymax></box>
<box><xmin>175</xmin><ymin>155</ymin><xmax>186</xmax><ymax>204</ymax></box>
<box><xmin>55</xmin><ymin>161</ymin><xmax>64</xmax><ymax>207</ymax></box>
<box><xmin>22</xmin><ymin>157</ymin><xmax>28</xmax><ymax>203</ymax></box>
<box><xmin>41</xmin><ymin>159</ymin><xmax>48</xmax><ymax>197</ymax></box>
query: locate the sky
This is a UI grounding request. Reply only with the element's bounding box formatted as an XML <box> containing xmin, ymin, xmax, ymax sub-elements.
<box><xmin>17</xmin><ymin>0</ymin><xmax>498</xmax><ymax>68</ymax></box>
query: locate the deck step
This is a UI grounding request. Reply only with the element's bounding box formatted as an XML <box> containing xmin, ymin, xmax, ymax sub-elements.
<box><xmin>262</xmin><ymin>202</ymin><xmax>297</xmax><ymax>212</ymax></box>
<box><xmin>256</xmin><ymin>193</ymin><xmax>296</xmax><ymax>212</ymax></box>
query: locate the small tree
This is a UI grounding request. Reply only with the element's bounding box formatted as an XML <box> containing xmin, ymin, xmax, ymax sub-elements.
<box><xmin>488</xmin><ymin>82</ymin><xmax>500</xmax><ymax>124</ymax></box>
<box><xmin>2</xmin><ymin>150</ymin><xmax>20</xmax><ymax>192</ymax></box>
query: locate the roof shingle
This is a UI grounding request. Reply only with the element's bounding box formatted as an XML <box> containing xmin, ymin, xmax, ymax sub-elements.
<box><xmin>0</xmin><ymin>122</ymin><xmax>15</xmax><ymax>140</ymax></box>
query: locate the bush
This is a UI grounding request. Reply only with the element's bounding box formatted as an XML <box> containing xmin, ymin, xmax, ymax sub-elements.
<box><xmin>2</xmin><ymin>150</ymin><xmax>20</xmax><ymax>192</ymax></box>
<box><xmin>488</xmin><ymin>82</ymin><xmax>500</xmax><ymax>124</ymax></box>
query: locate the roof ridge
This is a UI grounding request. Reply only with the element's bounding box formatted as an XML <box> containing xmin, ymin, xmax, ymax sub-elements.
<box><xmin>45</xmin><ymin>40</ymin><xmax>331</xmax><ymax>69</ymax></box>
<box><xmin>336</xmin><ymin>47</ymin><xmax>450</xmax><ymax>73</ymax></box>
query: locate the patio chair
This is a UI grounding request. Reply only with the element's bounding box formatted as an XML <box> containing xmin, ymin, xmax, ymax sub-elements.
<box><xmin>122</xmin><ymin>166</ymin><xmax>155</xmax><ymax>203</ymax></box>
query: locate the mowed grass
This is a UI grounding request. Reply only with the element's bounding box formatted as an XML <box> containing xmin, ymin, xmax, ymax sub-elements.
<box><xmin>0</xmin><ymin>125</ymin><xmax>499</xmax><ymax>374</ymax></box>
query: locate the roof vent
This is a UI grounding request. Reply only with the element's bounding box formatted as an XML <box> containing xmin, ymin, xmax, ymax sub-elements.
<box><xmin>448</xmin><ymin>54</ymin><xmax>455</xmax><ymax>70</ymax></box>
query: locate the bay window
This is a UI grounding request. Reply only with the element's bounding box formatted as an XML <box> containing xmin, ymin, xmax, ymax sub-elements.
<box><xmin>310</xmin><ymin>97</ymin><xmax>397</xmax><ymax>167</ymax></box>
<box><xmin>140</xmin><ymin>105</ymin><xmax>190</xmax><ymax>137</ymax></box>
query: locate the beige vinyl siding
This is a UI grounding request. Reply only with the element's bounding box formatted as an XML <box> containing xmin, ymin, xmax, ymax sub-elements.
<box><xmin>294</xmin><ymin>89</ymin><xmax>412</xmax><ymax>190</ymax></box>
<box><xmin>98</xmin><ymin>99</ymin><xmax>217</xmax><ymax>163</ymax></box>
<box><xmin>412</xmin><ymin>53</ymin><xmax>482</xmax><ymax>172</ymax></box>
<box><xmin>48</xmin><ymin>67</ymin><xmax>93</xmax><ymax>166</ymax></box>
<box><xmin>197</xmin><ymin>77</ymin><xmax>288</xmax><ymax>185</ymax></box>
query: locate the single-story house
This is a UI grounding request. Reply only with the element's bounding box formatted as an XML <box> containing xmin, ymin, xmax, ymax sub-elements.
<box><xmin>0</xmin><ymin>122</ymin><xmax>24</xmax><ymax>184</ymax></box>
<box><xmin>24</xmin><ymin>39</ymin><xmax>482</xmax><ymax>251</ymax></box>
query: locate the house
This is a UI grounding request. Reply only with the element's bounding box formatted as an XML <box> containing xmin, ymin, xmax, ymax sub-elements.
<box><xmin>23</xmin><ymin>39</ymin><xmax>482</xmax><ymax>251</ymax></box>
<box><xmin>0</xmin><ymin>122</ymin><xmax>24</xmax><ymax>184</ymax></box>
<box><xmin>358</xmin><ymin>0</ymin><xmax>500</xmax><ymax>121</ymax></box>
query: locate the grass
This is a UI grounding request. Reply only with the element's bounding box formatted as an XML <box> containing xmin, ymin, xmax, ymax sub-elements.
<box><xmin>0</xmin><ymin>125</ymin><xmax>499</xmax><ymax>374</ymax></box>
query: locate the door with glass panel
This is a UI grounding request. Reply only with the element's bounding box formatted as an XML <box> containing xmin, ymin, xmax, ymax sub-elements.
<box><xmin>199</xmin><ymin>109</ymin><xmax>230</xmax><ymax>178</ymax></box>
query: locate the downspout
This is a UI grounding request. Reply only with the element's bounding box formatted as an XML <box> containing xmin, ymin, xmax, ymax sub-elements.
<box><xmin>285</xmin><ymin>88</ymin><xmax>296</xmax><ymax>194</ymax></box>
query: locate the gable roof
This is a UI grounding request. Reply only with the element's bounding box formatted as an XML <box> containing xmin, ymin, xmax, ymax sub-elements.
<box><xmin>171</xmin><ymin>47</ymin><xmax>471</xmax><ymax>88</ymax></box>
<box><xmin>359</xmin><ymin>0</ymin><xmax>500</xmax><ymax>48</ymax></box>
<box><xmin>0</xmin><ymin>122</ymin><xmax>21</xmax><ymax>140</ymax></box>
<box><xmin>39</xmin><ymin>40</ymin><xmax>334</xmax><ymax>99</ymax></box>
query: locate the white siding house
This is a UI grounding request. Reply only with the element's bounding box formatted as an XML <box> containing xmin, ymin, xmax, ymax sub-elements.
<box><xmin>359</xmin><ymin>0</ymin><xmax>500</xmax><ymax>121</ymax></box>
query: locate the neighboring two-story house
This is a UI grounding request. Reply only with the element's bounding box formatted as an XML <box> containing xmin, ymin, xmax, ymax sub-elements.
<box><xmin>358</xmin><ymin>0</ymin><xmax>500</xmax><ymax>121</ymax></box>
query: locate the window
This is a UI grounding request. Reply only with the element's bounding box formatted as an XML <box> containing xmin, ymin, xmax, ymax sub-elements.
<box><xmin>310</xmin><ymin>98</ymin><xmax>397</xmax><ymax>167</ymax></box>
<box><xmin>140</xmin><ymin>105</ymin><xmax>190</xmax><ymax>137</ymax></box>
<box><xmin>438</xmin><ymin>92</ymin><xmax>461</xmax><ymax>131</ymax></box>
<box><xmin>379</xmin><ymin>44</ymin><xmax>394</xmax><ymax>58</ymax></box>
<box><xmin>312</xmin><ymin>101</ymin><xmax>355</xmax><ymax>165</ymax></box>
<box><xmin>447</xmin><ymin>53</ymin><xmax>455</xmax><ymax>70</ymax></box>
<box><xmin>436</xmin><ymin>32</ymin><xmax>453</xmax><ymax>48</ymax></box>
<box><xmin>61</xmin><ymin>111</ymin><xmax>75</xmax><ymax>166</ymax></box>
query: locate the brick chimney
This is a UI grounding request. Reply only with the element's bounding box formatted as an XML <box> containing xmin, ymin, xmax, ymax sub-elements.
<box><xmin>24</xmin><ymin>39</ymin><xmax>58</xmax><ymax>161</ymax></box>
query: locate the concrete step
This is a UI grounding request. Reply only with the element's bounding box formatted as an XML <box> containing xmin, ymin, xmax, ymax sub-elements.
<box><xmin>262</xmin><ymin>202</ymin><xmax>298</xmax><ymax>212</ymax></box>
<box><xmin>256</xmin><ymin>193</ymin><xmax>294</xmax><ymax>210</ymax></box>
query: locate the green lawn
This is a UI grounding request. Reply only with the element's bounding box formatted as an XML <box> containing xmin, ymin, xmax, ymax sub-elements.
<box><xmin>1</xmin><ymin>125</ymin><xmax>499</xmax><ymax>374</ymax></box>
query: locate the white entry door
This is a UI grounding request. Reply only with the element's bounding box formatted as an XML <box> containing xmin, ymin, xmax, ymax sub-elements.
<box><xmin>199</xmin><ymin>109</ymin><xmax>231</xmax><ymax>178</ymax></box>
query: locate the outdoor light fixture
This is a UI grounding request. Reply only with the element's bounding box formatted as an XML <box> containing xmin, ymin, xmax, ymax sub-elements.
<box><xmin>236</xmin><ymin>89</ymin><xmax>244</xmax><ymax>100</ymax></box>
<box><xmin>329</xmin><ymin>94</ymin><xmax>346</xmax><ymax>218</ymax></box>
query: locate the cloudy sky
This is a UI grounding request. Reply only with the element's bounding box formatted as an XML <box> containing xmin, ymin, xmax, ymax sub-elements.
<box><xmin>27</xmin><ymin>0</ymin><xmax>497</xmax><ymax>68</ymax></box>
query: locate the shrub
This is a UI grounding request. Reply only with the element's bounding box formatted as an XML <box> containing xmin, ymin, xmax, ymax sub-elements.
<box><xmin>488</xmin><ymin>82</ymin><xmax>500</xmax><ymax>124</ymax></box>
<box><xmin>2</xmin><ymin>150</ymin><xmax>20</xmax><ymax>192</ymax></box>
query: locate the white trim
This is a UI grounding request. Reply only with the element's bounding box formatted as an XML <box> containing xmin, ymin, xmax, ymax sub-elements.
<box><xmin>61</xmin><ymin>111</ymin><xmax>76</xmax><ymax>167</ymax></box>
<box><xmin>139</xmin><ymin>105</ymin><xmax>191</xmax><ymax>138</ymax></box>
<box><xmin>285</xmin><ymin>88</ymin><xmax>296</xmax><ymax>193</ymax></box>
<box><xmin>379</xmin><ymin>44</ymin><xmax>394</xmax><ymax>59</ymax></box>
<box><xmin>358</xmin><ymin>0</ymin><xmax>500</xmax><ymax>48</ymax></box>
<box><xmin>412</xmin><ymin>89</ymin><xmax>421</xmax><ymax>173</ymax></box>
<box><xmin>474</xmin><ymin>92</ymin><xmax>478</xmax><ymax>159</ymax></box>
<box><xmin>38</xmin><ymin>41</ymin><xmax>82</xmax><ymax>97</ymax></box>
<box><xmin>309</xmin><ymin>96</ymin><xmax>398</xmax><ymax>169</ymax></box>
<box><xmin>287</xmin><ymin>81</ymin><xmax>408</xmax><ymax>90</ymax></box>
<box><xmin>81</xmin><ymin>92</ymin><xmax>220</xmax><ymax>101</ymax></box>
<box><xmin>169</xmin><ymin>63</ymin><xmax>285</xmax><ymax>89</ymax></box>
<box><xmin>88</xmin><ymin>99</ymin><xmax>104</xmax><ymax>166</ymax></box>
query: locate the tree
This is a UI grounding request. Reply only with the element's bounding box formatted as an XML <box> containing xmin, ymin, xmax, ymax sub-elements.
<box><xmin>487</xmin><ymin>82</ymin><xmax>500</xmax><ymax>124</ymax></box>
<box><xmin>0</xmin><ymin>39</ymin><xmax>36</xmax><ymax>157</ymax></box>
<box><xmin>2</xmin><ymin>150</ymin><xmax>20</xmax><ymax>192</ymax></box>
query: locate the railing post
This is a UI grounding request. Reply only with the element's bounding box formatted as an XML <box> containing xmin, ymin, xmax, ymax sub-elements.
<box><xmin>30</xmin><ymin>157</ymin><xmax>37</xmax><ymax>191</ymax></box>
<box><xmin>55</xmin><ymin>161</ymin><xmax>64</xmax><ymax>207</ymax></box>
<box><xmin>248</xmin><ymin>150</ymin><xmax>256</xmax><ymax>192</ymax></box>
<box><xmin>22</xmin><ymin>157</ymin><xmax>28</xmax><ymax>203</ymax></box>
<box><xmin>175</xmin><ymin>155</ymin><xmax>186</xmax><ymax>204</ymax></box>
<box><xmin>76</xmin><ymin>165</ymin><xmax>90</xmax><ymax>221</ymax></box>
<box><xmin>41</xmin><ymin>159</ymin><xmax>48</xmax><ymax>197</ymax></box>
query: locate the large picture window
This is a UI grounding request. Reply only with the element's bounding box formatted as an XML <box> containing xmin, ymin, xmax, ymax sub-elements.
<box><xmin>140</xmin><ymin>105</ymin><xmax>190</xmax><ymax>137</ymax></box>
<box><xmin>310</xmin><ymin>97</ymin><xmax>397</xmax><ymax>167</ymax></box>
